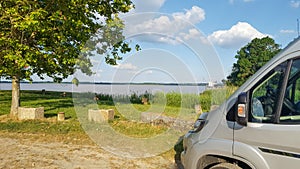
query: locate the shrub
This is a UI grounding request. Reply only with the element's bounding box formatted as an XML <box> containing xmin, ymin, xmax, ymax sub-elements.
<box><xmin>151</xmin><ymin>92</ymin><xmax>200</xmax><ymax>109</ymax></box>
<box><xmin>166</xmin><ymin>92</ymin><xmax>182</xmax><ymax>107</ymax></box>
<box><xmin>199</xmin><ymin>90</ymin><xmax>212</xmax><ymax>112</ymax></box>
<box><xmin>199</xmin><ymin>86</ymin><xmax>238</xmax><ymax>112</ymax></box>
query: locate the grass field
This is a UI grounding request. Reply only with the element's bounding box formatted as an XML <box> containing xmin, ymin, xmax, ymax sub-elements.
<box><xmin>0</xmin><ymin>90</ymin><xmax>196</xmax><ymax>137</ymax></box>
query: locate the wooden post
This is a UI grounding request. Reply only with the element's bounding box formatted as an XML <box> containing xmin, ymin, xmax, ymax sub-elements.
<box><xmin>41</xmin><ymin>89</ymin><xmax>46</xmax><ymax>95</ymax></box>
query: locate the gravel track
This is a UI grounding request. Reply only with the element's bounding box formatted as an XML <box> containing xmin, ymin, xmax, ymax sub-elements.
<box><xmin>0</xmin><ymin>132</ymin><xmax>177</xmax><ymax>169</ymax></box>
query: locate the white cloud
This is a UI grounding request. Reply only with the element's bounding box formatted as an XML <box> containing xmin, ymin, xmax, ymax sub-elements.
<box><xmin>208</xmin><ymin>22</ymin><xmax>269</xmax><ymax>48</ymax></box>
<box><xmin>133</xmin><ymin>6</ymin><xmax>205</xmax><ymax>33</ymax></box>
<box><xmin>125</xmin><ymin>6</ymin><xmax>206</xmax><ymax>44</ymax></box>
<box><xmin>179</xmin><ymin>29</ymin><xmax>201</xmax><ymax>41</ymax></box>
<box><xmin>113</xmin><ymin>63</ymin><xmax>137</xmax><ymax>70</ymax></box>
<box><xmin>280</xmin><ymin>29</ymin><xmax>295</xmax><ymax>34</ymax></box>
<box><xmin>173</xmin><ymin>6</ymin><xmax>205</xmax><ymax>24</ymax></box>
<box><xmin>137</xmin><ymin>15</ymin><xmax>172</xmax><ymax>32</ymax></box>
<box><xmin>290</xmin><ymin>1</ymin><xmax>300</xmax><ymax>8</ymax></box>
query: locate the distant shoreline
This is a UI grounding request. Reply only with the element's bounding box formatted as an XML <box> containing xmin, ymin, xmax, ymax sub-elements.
<box><xmin>0</xmin><ymin>81</ymin><xmax>209</xmax><ymax>86</ymax></box>
<box><xmin>0</xmin><ymin>81</ymin><xmax>208</xmax><ymax>94</ymax></box>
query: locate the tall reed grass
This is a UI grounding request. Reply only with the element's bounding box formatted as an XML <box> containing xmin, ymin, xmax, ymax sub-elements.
<box><xmin>95</xmin><ymin>86</ymin><xmax>237</xmax><ymax>112</ymax></box>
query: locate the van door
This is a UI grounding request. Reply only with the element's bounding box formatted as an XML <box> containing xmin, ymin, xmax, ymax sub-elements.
<box><xmin>233</xmin><ymin>59</ymin><xmax>300</xmax><ymax>169</ymax></box>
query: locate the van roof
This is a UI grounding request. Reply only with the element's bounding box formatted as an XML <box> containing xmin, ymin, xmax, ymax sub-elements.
<box><xmin>276</xmin><ymin>36</ymin><xmax>300</xmax><ymax>59</ymax></box>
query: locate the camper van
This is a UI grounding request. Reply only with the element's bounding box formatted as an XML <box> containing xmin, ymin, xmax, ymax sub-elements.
<box><xmin>181</xmin><ymin>37</ymin><xmax>300</xmax><ymax>169</ymax></box>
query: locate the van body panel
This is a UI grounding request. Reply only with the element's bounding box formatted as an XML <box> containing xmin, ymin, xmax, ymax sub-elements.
<box><xmin>234</xmin><ymin>123</ymin><xmax>300</xmax><ymax>169</ymax></box>
<box><xmin>182</xmin><ymin>105</ymin><xmax>234</xmax><ymax>168</ymax></box>
<box><xmin>233</xmin><ymin>141</ymin><xmax>269</xmax><ymax>169</ymax></box>
<box><xmin>181</xmin><ymin>138</ymin><xmax>234</xmax><ymax>168</ymax></box>
<box><xmin>181</xmin><ymin>37</ymin><xmax>300</xmax><ymax>169</ymax></box>
<box><xmin>197</xmin><ymin>105</ymin><xmax>226</xmax><ymax>142</ymax></box>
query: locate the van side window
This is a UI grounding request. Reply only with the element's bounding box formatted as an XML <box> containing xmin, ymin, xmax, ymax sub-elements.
<box><xmin>280</xmin><ymin>59</ymin><xmax>300</xmax><ymax>124</ymax></box>
<box><xmin>249</xmin><ymin>63</ymin><xmax>286</xmax><ymax>123</ymax></box>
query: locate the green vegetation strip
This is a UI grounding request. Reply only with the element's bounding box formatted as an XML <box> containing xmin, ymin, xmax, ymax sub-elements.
<box><xmin>0</xmin><ymin>120</ymin><xmax>84</xmax><ymax>134</ymax></box>
<box><xmin>0</xmin><ymin>91</ymin><xmax>190</xmax><ymax>137</ymax></box>
<box><xmin>0</xmin><ymin>87</ymin><xmax>236</xmax><ymax>136</ymax></box>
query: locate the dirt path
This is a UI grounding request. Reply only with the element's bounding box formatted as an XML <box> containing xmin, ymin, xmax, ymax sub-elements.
<box><xmin>0</xmin><ymin>132</ymin><xmax>177</xmax><ymax>169</ymax></box>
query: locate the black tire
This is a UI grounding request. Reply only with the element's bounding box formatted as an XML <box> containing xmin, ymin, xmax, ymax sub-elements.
<box><xmin>209</xmin><ymin>162</ymin><xmax>242</xmax><ymax>169</ymax></box>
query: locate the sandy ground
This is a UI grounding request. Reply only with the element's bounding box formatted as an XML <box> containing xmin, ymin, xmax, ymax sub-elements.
<box><xmin>0</xmin><ymin>132</ymin><xmax>178</xmax><ymax>169</ymax></box>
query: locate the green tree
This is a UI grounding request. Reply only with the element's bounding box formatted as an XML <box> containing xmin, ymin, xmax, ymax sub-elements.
<box><xmin>227</xmin><ymin>37</ymin><xmax>281</xmax><ymax>86</ymax></box>
<box><xmin>0</xmin><ymin>0</ymin><xmax>136</xmax><ymax>117</ymax></box>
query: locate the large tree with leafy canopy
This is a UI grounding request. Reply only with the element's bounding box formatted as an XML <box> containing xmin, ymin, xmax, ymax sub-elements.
<box><xmin>0</xmin><ymin>0</ymin><xmax>137</xmax><ymax>117</ymax></box>
<box><xmin>227</xmin><ymin>36</ymin><xmax>281</xmax><ymax>86</ymax></box>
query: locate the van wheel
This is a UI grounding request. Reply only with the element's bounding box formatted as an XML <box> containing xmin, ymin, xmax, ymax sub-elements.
<box><xmin>209</xmin><ymin>162</ymin><xmax>242</xmax><ymax>169</ymax></box>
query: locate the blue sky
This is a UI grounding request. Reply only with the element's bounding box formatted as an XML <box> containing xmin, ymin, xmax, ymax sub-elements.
<box><xmin>74</xmin><ymin>0</ymin><xmax>299</xmax><ymax>83</ymax></box>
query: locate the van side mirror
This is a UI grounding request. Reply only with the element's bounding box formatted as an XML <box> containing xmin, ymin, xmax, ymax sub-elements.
<box><xmin>236</xmin><ymin>92</ymin><xmax>248</xmax><ymax>126</ymax></box>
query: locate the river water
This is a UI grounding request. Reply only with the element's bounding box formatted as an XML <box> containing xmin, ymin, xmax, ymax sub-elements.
<box><xmin>0</xmin><ymin>82</ymin><xmax>206</xmax><ymax>95</ymax></box>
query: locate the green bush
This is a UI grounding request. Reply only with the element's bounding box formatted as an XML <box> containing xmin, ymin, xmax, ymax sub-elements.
<box><xmin>166</xmin><ymin>92</ymin><xmax>182</xmax><ymax>107</ymax></box>
<box><xmin>151</xmin><ymin>92</ymin><xmax>167</xmax><ymax>105</ymax></box>
<box><xmin>95</xmin><ymin>92</ymin><xmax>152</xmax><ymax>105</ymax></box>
<box><xmin>151</xmin><ymin>92</ymin><xmax>200</xmax><ymax>109</ymax></box>
<box><xmin>181</xmin><ymin>93</ymin><xmax>200</xmax><ymax>109</ymax></box>
<box><xmin>199</xmin><ymin>86</ymin><xmax>238</xmax><ymax>112</ymax></box>
<box><xmin>199</xmin><ymin>90</ymin><xmax>212</xmax><ymax>112</ymax></box>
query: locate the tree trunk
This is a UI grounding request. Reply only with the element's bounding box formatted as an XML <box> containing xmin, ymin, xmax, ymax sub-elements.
<box><xmin>10</xmin><ymin>75</ymin><xmax>20</xmax><ymax>118</ymax></box>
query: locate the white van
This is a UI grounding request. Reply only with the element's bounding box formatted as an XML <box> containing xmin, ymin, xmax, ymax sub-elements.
<box><xmin>181</xmin><ymin>37</ymin><xmax>300</xmax><ymax>169</ymax></box>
